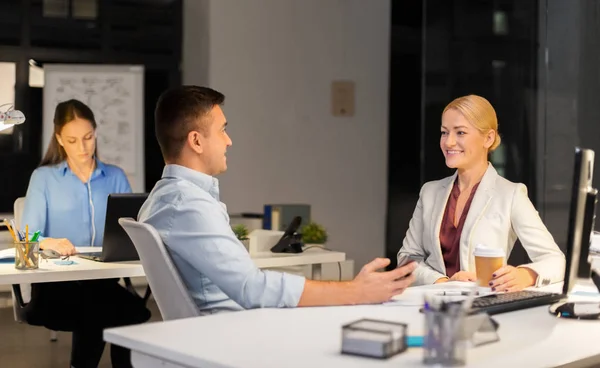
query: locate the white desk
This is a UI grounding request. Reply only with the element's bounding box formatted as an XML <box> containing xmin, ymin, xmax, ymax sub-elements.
<box><xmin>0</xmin><ymin>247</ymin><xmax>346</xmax><ymax>285</ymax></box>
<box><xmin>0</xmin><ymin>257</ymin><xmax>145</xmax><ymax>285</ymax></box>
<box><xmin>104</xmin><ymin>282</ymin><xmax>600</xmax><ymax>368</ymax></box>
<box><xmin>251</xmin><ymin>249</ymin><xmax>345</xmax><ymax>279</ymax></box>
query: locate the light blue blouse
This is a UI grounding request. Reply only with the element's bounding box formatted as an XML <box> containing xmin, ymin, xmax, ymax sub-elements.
<box><xmin>21</xmin><ymin>160</ymin><xmax>131</xmax><ymax>246</ymax></box>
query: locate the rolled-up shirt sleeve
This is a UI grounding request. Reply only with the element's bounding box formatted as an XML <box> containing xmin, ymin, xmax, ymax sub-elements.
<box><xmin>164</xmin><ymin>195</ymin><xmax>306</xmax><ymax>309</ymax></box>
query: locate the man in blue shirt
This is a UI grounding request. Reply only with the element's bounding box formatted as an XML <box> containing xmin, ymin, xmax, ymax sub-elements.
<box><xmin>139</xmin><ymin>86</ymin><xmax>416</xmax><ymax>314</ymax></box>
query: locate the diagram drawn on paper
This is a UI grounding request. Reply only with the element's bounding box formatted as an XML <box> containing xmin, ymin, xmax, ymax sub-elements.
<box><xmin>49</xmin><ymin>74</ymin><xmax>137</xmax><ymax>175</ymax></box>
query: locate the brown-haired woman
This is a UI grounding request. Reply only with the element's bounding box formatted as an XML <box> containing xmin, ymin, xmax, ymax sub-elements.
<box><xmin>21</xmin><ymin>99</ymin><xmax>150</xmax><ymax>368</ymax></box>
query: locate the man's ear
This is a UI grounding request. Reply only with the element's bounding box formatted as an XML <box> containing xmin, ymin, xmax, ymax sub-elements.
<box><xmin>188</xmin><ymin>130</ymin><xmax>204</xmax><ymax>154</ymax></box>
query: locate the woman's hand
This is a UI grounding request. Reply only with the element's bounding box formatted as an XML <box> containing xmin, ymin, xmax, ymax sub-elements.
<box><xmin>40</xmin><ymin>238</ymin><xmax>77</xmax><ymax>256</ymax></box>
<box><xmin>489</xmin><ymin>266</ymin><xmax>537</xmax><ymax>292</ymax></box>
<box><xmin>434</xmin><ymin>277</ymin><xmax>449</xmax><ymax>284</ymax></box>
<box><xmin>449</xmin><ymin>271</ymin><xmax>477</xmax><ymax>282</ymax></box>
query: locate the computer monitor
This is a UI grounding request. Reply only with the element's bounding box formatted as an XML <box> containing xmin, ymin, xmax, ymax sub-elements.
<box><xmin>578</xmin><ymin>188</ymin><xmax>598</xmax><ymax>278</ymax></box>
<box><xmin>101</xmin><ymin>193</ymin><xmax>148</xmax><ymax>261</ymax></box>
<box><xmin>563</xmin><ymin>147</ymin><xmax>597</xmax><ymax>294</ymax></box>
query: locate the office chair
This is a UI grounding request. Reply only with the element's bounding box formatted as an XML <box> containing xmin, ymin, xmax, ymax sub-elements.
<box><xmin>12</xmin><ymin>197</ymin><xmax>58</xmax><ymax>341</ymax></box>
<box><xmin>119</xmin><ymin>218</ymin><xmax>199</xmax><ymax>320</ymax></box>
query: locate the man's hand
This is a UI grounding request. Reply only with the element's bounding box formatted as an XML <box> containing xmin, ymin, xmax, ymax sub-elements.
<box><xmin>351</xmin><ymin>258</ymin><xmax>417</xmax><ymax>304</ymax></box>
<box><xmin>489</xmin><ymin>266</ymin><xmax>537</xmax><ymax>292</ymax></box>
<box><xmin>449</xmin><ymin>271</ymin><xmax>477</xmax><ymax>282</ymax></box>
<box><xmin>40</xmin><ymin>238</ymin><xmax>77</xmax><ymax>256</ymax></box>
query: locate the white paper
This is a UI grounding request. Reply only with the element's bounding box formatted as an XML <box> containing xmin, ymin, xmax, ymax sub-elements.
<box><xmin>0</xmin><ymin>248</ymin><xmax>15</xmax><ymax>260</ymax></box>
<box><xmin>568</xmin><ymin>284</ymin><xmax>600</xmax><ymax>301</ymax></box>
<box><xmin>591</xmin><ymin>232</ymin><xmax>600</xmax><ymax>254</ymax></box>
<box><xmin>75</xmin><ymin>247</ymin><xmax>102</xmax><ymax>254</ymax></box>
<box><xmin>382</xmin><ymin>281</ymin><xmax>494</xmax><ymax>306</ymax></box>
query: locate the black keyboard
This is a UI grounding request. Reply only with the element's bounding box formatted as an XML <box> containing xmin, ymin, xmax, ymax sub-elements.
<box><xmin>455</xmin><ymin>290</ymin><xmax>564</xmax><ymax>315</ymax></box>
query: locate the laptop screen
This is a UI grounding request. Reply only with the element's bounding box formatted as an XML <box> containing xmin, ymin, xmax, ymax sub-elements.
<box><xmin>101</xmin><ymin>193</ymin><xmax>148</xmax><ymax>262</ymax></box>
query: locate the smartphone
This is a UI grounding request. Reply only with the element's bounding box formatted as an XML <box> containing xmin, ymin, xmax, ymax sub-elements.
<box><xmin>396</xmin><ymin>255</ymin><xmax>418</xmax><ymax>280</ymax></box>
<box><xmin>397</xmin><ymin>254</ymin><xmax>419</xmax><ymax>268</ymax></box>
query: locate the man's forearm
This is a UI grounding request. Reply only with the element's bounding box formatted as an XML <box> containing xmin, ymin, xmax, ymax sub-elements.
<box><xmin>297</xmin><ymin>279</ymin><xmax>361</xmax><ymax>307</ymax></box>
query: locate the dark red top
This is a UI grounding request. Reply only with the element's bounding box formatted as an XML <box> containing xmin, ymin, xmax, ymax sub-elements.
<box><xmin>439</xmin><ymin>180</ymin><xmax>480</xmax><ymax>278</ymax></box>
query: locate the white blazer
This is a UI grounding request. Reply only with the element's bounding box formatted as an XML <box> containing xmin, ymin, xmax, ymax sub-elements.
<box><xmin>398</xmin><ymin>163</ymin><xmax>566</xmax><ymax>286</ymax></box>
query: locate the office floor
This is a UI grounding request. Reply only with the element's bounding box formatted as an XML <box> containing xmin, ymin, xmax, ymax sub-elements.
<box><xmin>0</xmin><ymin>295</ymin><xmax>161</xmax><ymax>368</ymax></box>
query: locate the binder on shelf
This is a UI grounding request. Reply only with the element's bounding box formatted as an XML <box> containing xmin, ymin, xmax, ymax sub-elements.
<box><xmin>263</xmin><ymin>204</ymin><xmax>311</xmax><ymax>231</ymax></box>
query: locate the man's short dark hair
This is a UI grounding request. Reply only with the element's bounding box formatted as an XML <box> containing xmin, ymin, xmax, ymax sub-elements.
<box><xmin>154</xmin><ymin>85</ymin><xmax>225</xmax><ymax>161</ymax></box>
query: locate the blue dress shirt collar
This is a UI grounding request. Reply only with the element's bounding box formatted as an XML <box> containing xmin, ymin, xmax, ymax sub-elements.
<box><xmin>162</xmin><ymin>164</ymin><xmax>220</xmax><ymax>200</ymax></box>
<box><xmin>56</xmin><ymin>159</ymin><xmax>108</xmax><ymax>179</ymax></box>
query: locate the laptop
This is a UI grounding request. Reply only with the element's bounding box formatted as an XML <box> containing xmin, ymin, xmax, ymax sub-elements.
<box><xmin>79</xmin><ymin>193</ymin><xmax>148</xmax><ymax>262</ymax></box>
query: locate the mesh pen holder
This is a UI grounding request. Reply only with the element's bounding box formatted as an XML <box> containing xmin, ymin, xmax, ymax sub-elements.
<box><xmin>423</xmin><ymin>295</ymin><xmax>500</xmax><ymax>366</ymax></box>
<box><xmin>14</xmin><ymin>241</ymin><xmax>40</xmax><ymax>270</ymax></box>
<box><xmin>423</xmin><ymin>303</ymin><xmax>467</xmax><ymax>366</ymax></box>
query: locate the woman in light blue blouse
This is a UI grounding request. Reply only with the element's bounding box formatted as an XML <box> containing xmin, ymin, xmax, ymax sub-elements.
<box><xmin>21</xmin><ymin>99</ymin><xmax>150</xmax><ymax>368</ymax></box>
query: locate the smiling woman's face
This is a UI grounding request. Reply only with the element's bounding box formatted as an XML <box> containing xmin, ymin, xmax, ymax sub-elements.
<box><xmin>440</xmin><ymin>108</ymin><xmax>493</xmax><ymax>170</ymax></box>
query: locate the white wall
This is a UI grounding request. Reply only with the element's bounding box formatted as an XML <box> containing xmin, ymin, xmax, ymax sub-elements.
<box><xmin>183</xmin><ymin>0</ymin><xmax>391</xmax><ymax>272</ymax></box>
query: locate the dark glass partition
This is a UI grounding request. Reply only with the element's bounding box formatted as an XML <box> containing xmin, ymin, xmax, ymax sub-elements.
<box><xmin>387</xmin><ymin>0</ymin><xmax>600</xmax><ymax>266</ymax></box>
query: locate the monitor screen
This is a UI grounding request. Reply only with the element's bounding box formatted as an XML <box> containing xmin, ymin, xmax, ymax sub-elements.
<box><xmin>578</xmin><ymin>188</ymin><xmax>598</xmax><ymax>278</ymax></box>
<box><xmin>563</xmin><ymin>147</ymin><xmax>596</xmax><ymax>294</ymax></box>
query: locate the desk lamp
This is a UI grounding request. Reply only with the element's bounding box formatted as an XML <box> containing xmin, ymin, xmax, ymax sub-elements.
<box><xmin>0</xmin><ymin>103</ymin><xmax>26</xmax><ymax>132</ymax></box>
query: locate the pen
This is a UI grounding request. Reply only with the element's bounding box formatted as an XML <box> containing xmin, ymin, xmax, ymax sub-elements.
<box><xmin>3</xmin><ymin>219</ymin><xmax>18</xmax><ymax>242</ymax></box>
<box><xmin>9</xmin><ymin>219</ymin><xmax>20</xmax><ymax>240</ymax></box>
<box><xmin>436</xmin><ymin>291</ymin><xmax>480</xmax><ymax>296</ymax></box>
<box><xmin>24</xmin><ymin>224</ymin><xmax>33</xmax><ymax>267</ymax></box>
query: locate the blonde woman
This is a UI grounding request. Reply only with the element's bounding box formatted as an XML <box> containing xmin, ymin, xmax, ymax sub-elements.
<box><xmin>398</xmin><ymin>94</ymin><xmax>565</xmax><ymax>291</ymax></box>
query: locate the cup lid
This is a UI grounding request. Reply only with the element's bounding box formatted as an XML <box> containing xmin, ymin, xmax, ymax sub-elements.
<box><xmin>473</xmin><ymin>244</ymin><xmax>505</xmax><ymax>257</ymax></box>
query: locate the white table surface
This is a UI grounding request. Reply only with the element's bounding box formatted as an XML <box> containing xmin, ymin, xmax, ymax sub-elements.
<box><xmin>251</xmin><ymin>249</ymin><xmax>345</xmax><ymax>268</ymax></box>
<box><xmin>104</xmin><ymin>281</ymin><xmax>600</xmax><ymax>368</ymax></box>
<box><xmin>0</xmin><ymin>256</ymin><xmax>145</xmax><ymax>284</ymax></box>
<box><xmin>0</xmin><ymin>244</ymin><xmax>345</xmax><ymax>285</ymax></box>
